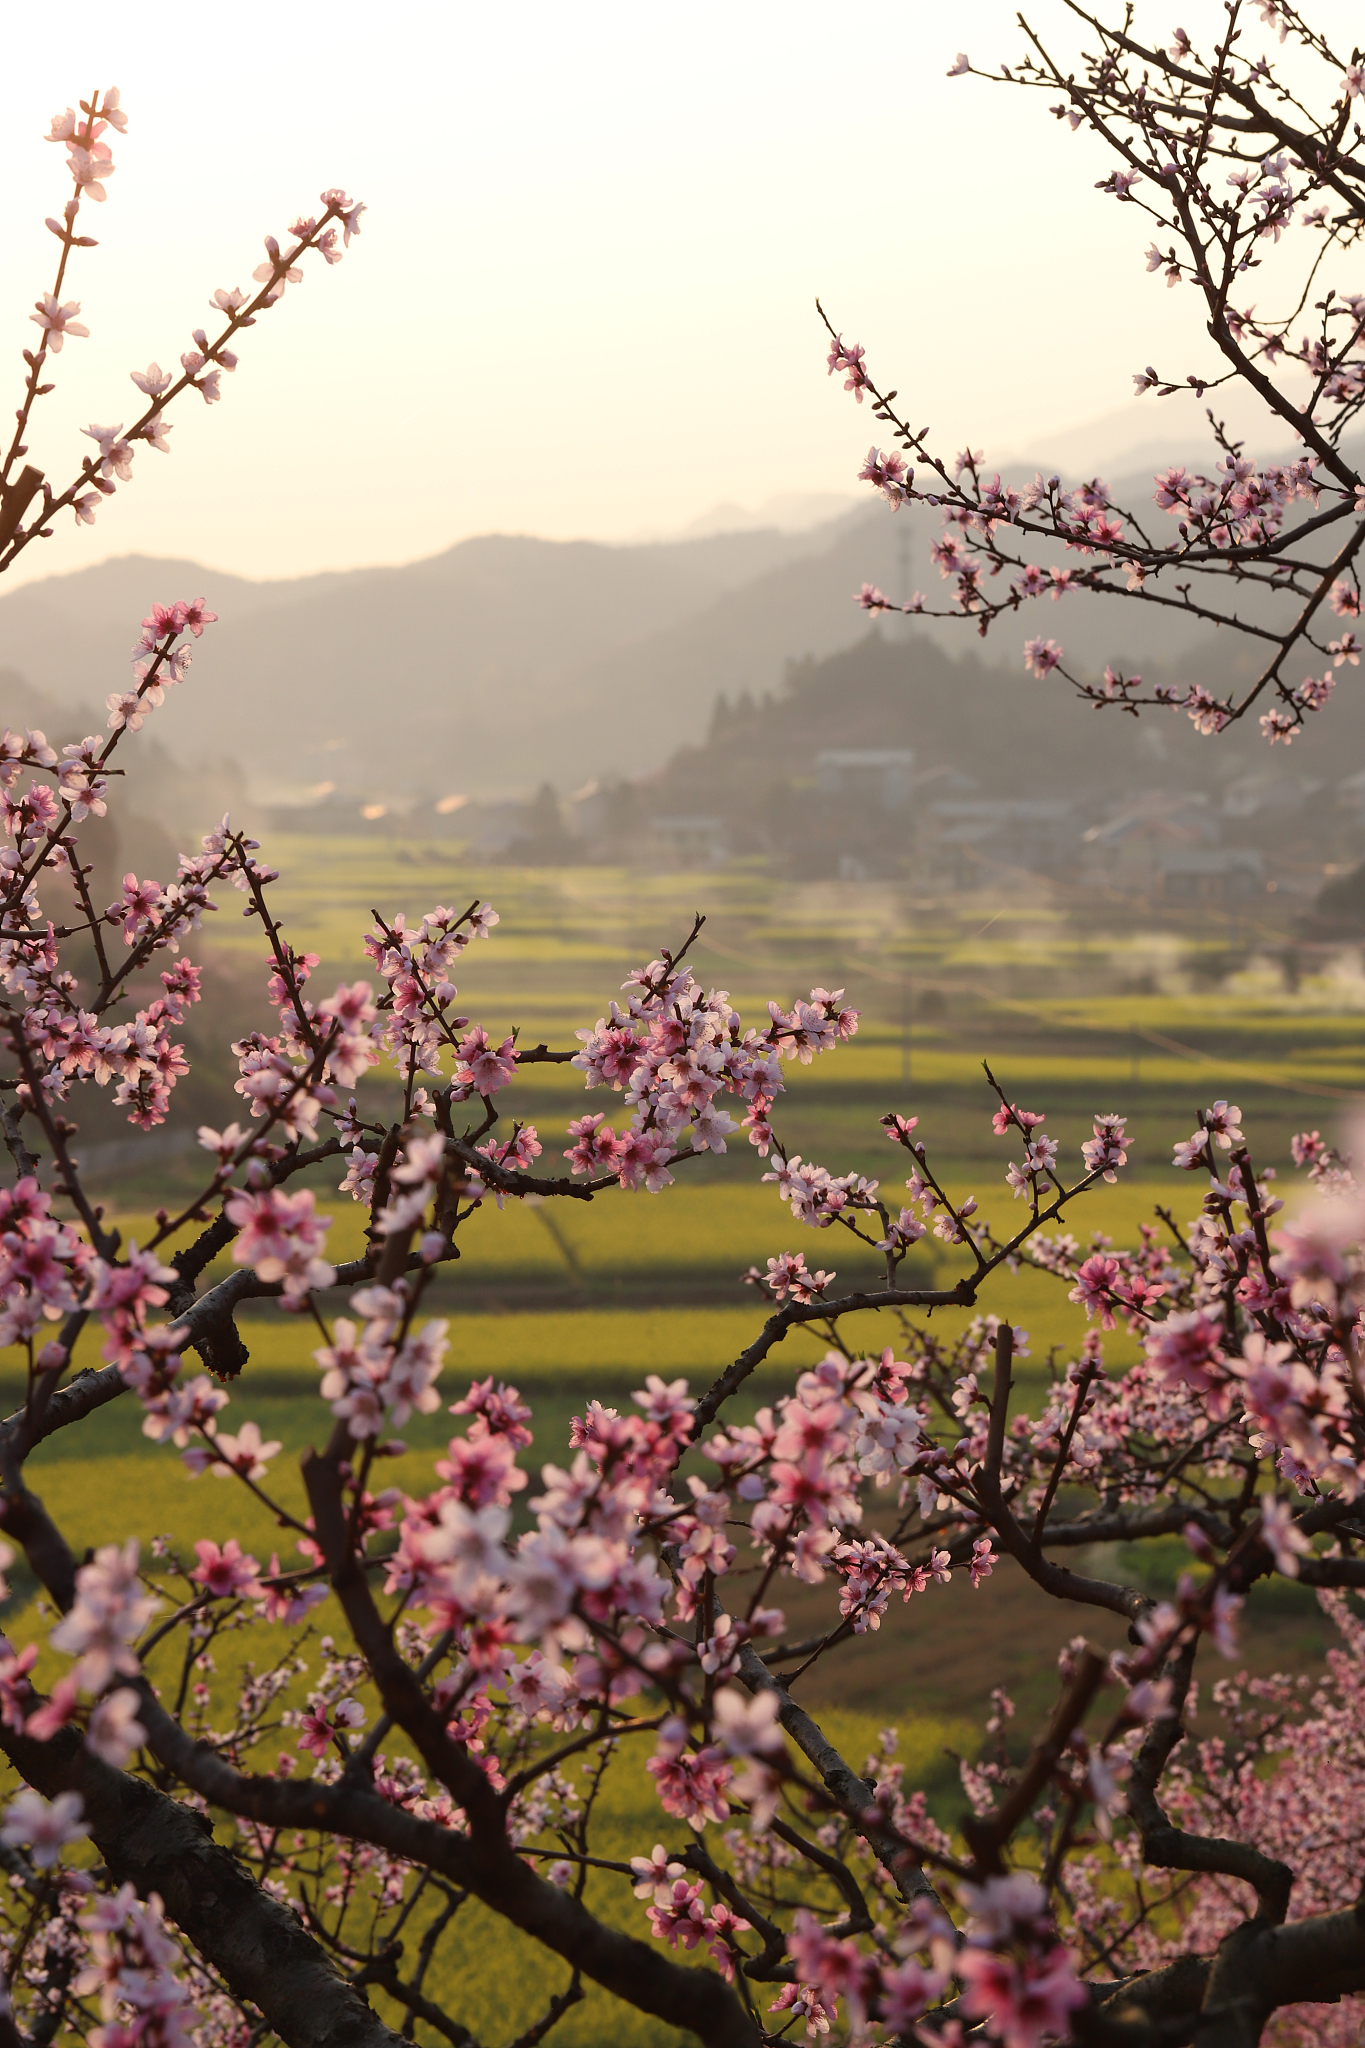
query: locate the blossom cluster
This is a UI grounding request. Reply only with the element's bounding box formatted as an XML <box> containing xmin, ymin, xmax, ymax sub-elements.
<box><xmin>826</xmin><ymin>17</ymin><xmax>1365</xmax><ymax>747</ymax></box>
<box><xmin>8</xmin><ymin>83</ymin><xmax>365</xmax><ymax>562</ymax></box>
<box><xmin>567</xmin><ymin>970</ymin><xmax>858</xmax><ymax>1193</ymax></box>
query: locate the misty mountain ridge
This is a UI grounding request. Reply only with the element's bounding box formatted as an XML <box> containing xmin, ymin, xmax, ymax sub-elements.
<box><xmin>1</xmin><ymin>423</ymin><xmax>1359</xmax><ymax>811</ymax></box>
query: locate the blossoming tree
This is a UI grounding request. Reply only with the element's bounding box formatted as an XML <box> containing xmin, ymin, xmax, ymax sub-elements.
<box><xmin>0</xmin><ymin>62</ymin><xmax>1363</xmax><ymax>2048</ymax></box>
<box><xmin>831</xmin><ymin>2</ymin><xmax>1365</xmax><ymax>746</ymax></box>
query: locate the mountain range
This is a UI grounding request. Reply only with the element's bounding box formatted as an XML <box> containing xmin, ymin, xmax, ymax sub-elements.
<box><xmin>0</xmin><ymin>434</ymin><xmax>1355</xmax><ymax>809</ymax></box>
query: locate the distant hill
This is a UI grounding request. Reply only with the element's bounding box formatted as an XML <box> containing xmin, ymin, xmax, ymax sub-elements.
<box><xmin>654</xmin><ymin>625</ymin><xmax>1365</xmax><ymax>798</ymax></box>
<box><xmin>2</xmin><ymin>433</ymin><xmax>1359</xmax><ymax>805</ymax></box>
<box><xmin>0</xmin><ymin>527</ymin><xmax>850</xmax><ymax>803</ymax></box>
<box><xmin>591</xmin><ymin>625</ymin><xmax>1365</xmax><ymax>886</ymax></box>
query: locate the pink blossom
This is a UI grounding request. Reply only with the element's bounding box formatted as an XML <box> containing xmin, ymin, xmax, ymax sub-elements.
<box><xmin>1146</xmin><ymin>1310</ymin><xmax>1230</xmax><ymax>1416</ymax></box>
<box><xmin>703</xmin><ymin>1897</ymin><xmax>753</xmax><ymax>1978</ymax></box>
<box><xmin>756</xmin><ymin>1250</ymin><xmax>834</xmax><ymax>1304</ymax></box>
<box><xmin>1081</xmin><ymin>1113</ymin><xmax>1128</xmax><ymax>1181</ymax></box>
<box><xmin>85</xmin><ymin>1688</ymin><xmax>147</xmax><ymax>1767</ymax></box>
<box><xmin>787</xmin><ymin>1907</ymin><xmax>878</xmax><ymax>2025</ymax></box>
<box><xmin>130</xmin><ymin>362</ymin><xmax>172</xmax><ymax>397</ymax></box>
<box><xmin>197</xmin><ymin>1121</ymin><xmax>247</xmax><ymax>1166</ymax></box>
<box><xmin>1185</xmin><ymin>685</ymin><xmax>1228</xmax><ymax>735</ymax></box>
<box><xmin>1023</xmin><ymin>637</ymin><xmax>1062</xmax><ymax>677</ymax></box>
<box><xmin>451</xmin><ymin>1375</ymin><xmax>534</xmax><ymax>1446</ymax></box>
<box><xmin>958</xmin><ymin>1944</ymin><xmax>1086</xmax><ymax>2048</ymax></box>
<box><xmin>436</xmin><ymin>1424</ymin><xmax>527</xmax><ymax>1509</ymax></box>
<box><xmin>455</xmin><ymin>1025</ymin><xmax>518</xmax><ymax>1094</ymax></box>
<box><xmin>30</xmin><ymin>295</ymin><xmax>89</xmax><ymax>351</ymax></box>
<box><xmin>961</xmin><ymin>1872</ymin><xmax>1050</xmax><ymax>1943</ymax></box>
<box><xmin>880</xmin><ymin>1955</ymin><xmax>945</xmax><ymax>2028</ymax></box>
<box><xmin>504</xmin><ymin>1649</ymin><xmax>573</xmax><ymax>1725</ymax></box>
<box><xmin>1122</xmin><ymin>1676</ymin><xmax>1174</xmax><ymax>1724</ymax></box>
<box><xmin>298</xmin><ymin>1702</ymin><xmax>347</xmax><ymax>1757</ymax></box>
<box><xmin>1204</xmin><ymin>1100</ymin><xmax>1244</xmax><ymax>1150</ymax></box>
<box><xmin>49</xmin><ymin>1540</ymin><xmax>159</xmax><ymax>1692</ymax></box>
<box><xmin>993</xmin><ymin>1104</ymin><xmax>1045</xmax><ymax>1136</ymax></box>
<box><xmin>1208</xmin><ymin>1583</ymin><xmax>1244</xmax><ymax>1657</ymax></box>
<box><xmin>630</xmin><ymin>1843</ymin><xmax>687</xmax><ymax>1904</ymax></box>
<box><xmin>1070</xmin><ymin>1253</ymin><xmax>1121</xmax><ymax>1328</ymax></box>
<box><xmin>645</xmin><ymin>1875</ymin><xmax>708</xmax><ymax>1951</ymax></box>
<box><xmin>858</xmin><ymin>446</ymin><xmax>910</xmax><ymax>507</ymax></box>
<box><xmin>768</xmin><ymin>1981</ymin><xmax>836</xmax><ymax>2035</ymax></box>
<box><xmin>1233</xmin><ymin>1334</ymin><xmax>1348</xmax><ymax>1479</ymax></box>
<box><xmin>225</xmin><ymin>1185</ymin><xmax>334</xmax><ymax>1304</ymax></box>
<box><xmin>81</xmin><ymin>423</ymin><xmax>135</xmax><ymax>480</ymax></box>
<box><xmin>646</xmin><ymin>1717</ymin><xmax>730</xmax><ymax>1827</ymax></box>
<box><xmin>826</xmin><ymin>335</ymin><xmax>869</xmax><ymax>401</ymax></box>
<box><xmin>1270</xmin><ymin>1201</ymin><xmax>1361</xmax><ymax>1312</ymax></box>
<box><xmin>191</xmin><ymin>1537</ymin><xmax>264</xmax><ymax>1600</ymax></box>
<box><xmin>875</xmin><ymin>1206</ymin><xmax>926</xmax><ymax>1252</ymax></box>
<box><xmin>67</xmin><ymin>139</ymin><xmax>115</xmax><ymax>200</ymax></box>
<box><xmin>207</xmin><ymin>1418</ymin><xmax>281</xmax><ymax>1480</ymax></box>
<box><xmin>564</xmin><ymin>1112</ymin><xmax>624</xmax><ymax>1174</ymax></box>
<box><xmin>45</xmin><ymin>108</ymin><xmax>82</xmax><ymax>145</ymax></box>
<box><xmin>633</xmin><ymin>1374</ymin><xmax>694</xmax><ymax>1427</ymax></box>
<box><xmin>25</xmin><ymin>1674</ymin><xmax>80</xmax><ymax>1742</ymax></box>
<box><xmin>711</xmin><ymin>1686</ymin><xmax>784</xmax><ymax>1761</ymax></box>
<box><xmin>1258</xmin><ymin>1496</ymin><xmax>1312</xmax><ymax>1577</ymax></box>
<box><xmin>0</xmin><ymin>1789</ymin><xmax>86</xmax><ymax>1867</ymax></box>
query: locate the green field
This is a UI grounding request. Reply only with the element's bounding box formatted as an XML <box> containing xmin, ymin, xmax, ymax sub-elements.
<box><xmin>104</xmin><ymin>838</ymin><xmax>1365</xmax><ymax>1207</ymax></box>
<box><xmin>8</xmin><ymin>847</ymin><xmax>1363</xmax><ymax>2043</ymax></box>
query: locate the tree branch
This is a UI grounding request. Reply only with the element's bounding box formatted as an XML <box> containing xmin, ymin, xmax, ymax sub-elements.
<box><xmin>691</xmin><ymin>1278</ymin><xmax>977</xmax><ymax>1433</ymax></box>
<box><xmin>735</xmin><ymin>1640</ymin><xmax>939</xmax><ymax>1902</ymax></box>
<box><xmin>0</xmin><ymin>1719</ymin><xmax>406</xmax><ymax>2048</ymax></box>
<box><xmin>963</xmin><ymin>1646</ymin><xmax>1107</xmax><ymax>1875</ymax></box>
<box><xmin>1126</xmin><ymin>1641</ymin><xmax>1293</xmax><ymax>1924</ymax></box>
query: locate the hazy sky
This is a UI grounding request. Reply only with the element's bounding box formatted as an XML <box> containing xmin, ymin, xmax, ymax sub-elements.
<box><xmin>0</xmin><ymin>0</ymin><xmax>1353</xmax><ymax>587</ymax></box>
